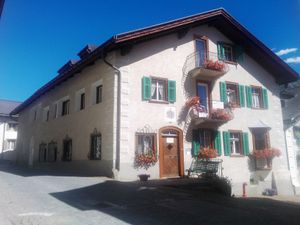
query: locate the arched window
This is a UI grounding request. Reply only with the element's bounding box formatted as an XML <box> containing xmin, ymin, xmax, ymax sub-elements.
<box><xmin>90</xmin><ymin>129</ymin><xmax>101</xmax><ymax>160</ymax></box>
<box><xmin>62</xmin><ymin>136</ymin><xmax>72</xmax><ymax>161</ymax></box>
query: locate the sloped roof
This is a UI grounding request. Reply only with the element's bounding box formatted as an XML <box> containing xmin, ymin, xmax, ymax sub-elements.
<box><xmin>0</xmin><ymin>99</ymin><xmax>21</xmax><ymax>116</ymax></box>
<box><xmin>11</xmin><ymin>8</ymin><xmax>299</xmax><ymax>115</ymax></box>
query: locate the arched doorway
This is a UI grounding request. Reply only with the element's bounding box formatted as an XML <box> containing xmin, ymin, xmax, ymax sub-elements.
<box><xmin>159</xmin><ymin>126</ymin><xmax>184</xmax><ymax>178</ymax></box>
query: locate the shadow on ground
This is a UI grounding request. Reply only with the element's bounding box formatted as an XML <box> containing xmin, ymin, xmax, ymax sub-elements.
<box><xmin>50</xmin><ymin>179</ymin><xmax>300</xmax><ymax>225</ymax></box>
<box><xmin>0</xmin><ymin>160</ymin><xmax>102</xmax><ymax>177</ymax></box>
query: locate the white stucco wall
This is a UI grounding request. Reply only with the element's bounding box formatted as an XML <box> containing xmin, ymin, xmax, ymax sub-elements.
<box><xmin>114</xmin><ymin>24</ymin><xmax>292</xmax><ymax>195</ymax></box>
<box><xmin>16</xmin><ymin>59</ymin><xmax>117</xmax><ymax>176</ymax></box>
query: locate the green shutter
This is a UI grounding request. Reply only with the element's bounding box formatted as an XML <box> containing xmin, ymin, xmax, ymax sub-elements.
<box><xmin>168</xmin><ymin>80</ymin><xmax>176</xmax><ymax>103</ymax></box>
<box><xmin>219</xmin><ymin>82</ymin><xmax>227</xmax><ymax>103</ymax></box>
<box><xmin>245</xmin><ymin>86</ymin><xmax>253</xmax><ymax>108</ymax></box>
<box><xmin>214</xmin><ymin>131</ymin><xmax>222</xmax><ymax>156</ymax></box>
<box><xmin>142</xmin><ymin>76</ymin><xmax>151</xmax><ymax>100</ymax></box>
<box><xmin>234</xmin><ymin>45</ymin><xmax>244</xmax><ymax>63</ymax></box>
<box><xmin>223</xmin><ymin>131</ymin><xmax>230</xmax><ymax>156</ymax></box>
<box><xmin>217</xmin><ymin>42</ymin><xmax>225</xmax><ymax>60</ymax></box>
<box><xmin>242</xmin><ymin>132</ymin><xmax>250</xmax><ymax>155</ymax></box>
<box><xmin>239</xmin><ymin>85</ymin><xmax>245</xmax><ymax>107</ymax></box>
<box><xmin>262</xmin><ymin>88</ymin><xmax>269</xmax><ymax>109</ymax></box>
<box><xmin>192</xmin><ymin>129</ymin><xmax>200</xmax><ymax>157</ymax></box>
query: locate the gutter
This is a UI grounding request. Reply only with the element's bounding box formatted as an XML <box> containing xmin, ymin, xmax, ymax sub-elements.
<box><xmin>103</xmin><ymin>52</ymin><xmax>121</xmax><ymax>174</ymax></box>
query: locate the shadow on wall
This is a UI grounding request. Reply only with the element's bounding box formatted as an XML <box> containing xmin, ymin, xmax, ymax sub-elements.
<box><xmin>49</xmin><ymin>179</ymin><xmax>300</xmax><ymax>225</ymax></box>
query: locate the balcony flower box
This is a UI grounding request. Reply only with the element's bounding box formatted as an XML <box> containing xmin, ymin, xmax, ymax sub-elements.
<box><xmin>204</xmin><ymin>59</ymin><xmax>226</xmax><ymax>72</ymax></box>
<box><xmin>249</xmin><ymin>148</ymin><xmax>281</xmax><ymax>169</ymax></box>
<box><xmin>210</xmin><ymin>108</ymin><xmax>233</xmax><ymax>121</ymax></box>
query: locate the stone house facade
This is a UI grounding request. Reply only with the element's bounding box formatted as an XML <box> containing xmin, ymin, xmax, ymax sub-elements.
<box><xmin>11</xmin><ymin>9</ymin><xmax>299</xmax><ymax>195</ymax></box>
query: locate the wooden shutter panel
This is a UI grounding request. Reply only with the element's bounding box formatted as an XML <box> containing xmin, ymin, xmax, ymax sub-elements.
<box><xmin>142</xmin><ymin>76</ymin><xmax>151</xmax><ymax>100</ymax></box>
<box><xmin>219</xmin><ymin>82</ymin><xmax>227</xmax><ymax>103</ymax></box>
<box><xmin>234</xmin><ymin>45</ymin><xmax>244</xmax><ymax>63</ymax></box>
<box><xmin>262</xmin><ymin>88</ymin><xmax>269</xmax><ymax>109</ymax></box>
<box><xmin>214</xmin><ymin>131</ymin><xmax>222</xmax><ymax>156</ymax></box>
<box><xmin>245</xmin><ymin>86</ymin><xmax>252</xmax><ymax>108</ymax></box>
<box><xmin>192</xmin><ymin>129</ymin><xmax>200</xmax><ymax>157</ymax></box>
<box><xmin>217</xmin><ymin>42</ymin><xmax>225</xmax><ymax>60</ymax></box>
<box><xmin>239</xmin><ymin>85</ymin><xmax>245</xmax><ymax>107</ymax></box>
<box><xmin>168</xmin><ymin>80</ymin><xmax>176</xmax><ymax>103</ymax></box>
<box><xmin>242</xmin><ymin>132</ymin><xmax>250</xmax><ymax>155</ymax></box>
<box><xmin>223</xmin><ymin>131</ymin><xmax>230</xmax><ymax>156</ymax></box>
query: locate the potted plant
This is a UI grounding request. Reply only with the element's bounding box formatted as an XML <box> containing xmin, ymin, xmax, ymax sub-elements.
<box><xmin>134</xmin><ymin>151</ymin><xmax>157</xmax><ymax>181</ymax></box>
<box><xmin>210</xmin><ymin>108</ymin><xmax>233</xmax><ymax>121</ymax></box>
<box><xmin>249</xmin><ymin>148</ymin><xmax>281</xmax><ymax>169</ymax></box>
<box><xmin>198</xmin><ymin>147</ymin><xmax>218</xmax><ymax>160</ymax></box>
<box><xmin>204</xmin><ymin>59</ymin><xmax>225</xmax><ymax>71</ymax></box>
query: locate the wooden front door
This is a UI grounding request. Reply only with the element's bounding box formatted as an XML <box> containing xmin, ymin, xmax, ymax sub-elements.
<box><xmin>159</xmin><ymin>127</ymin><xmax>184</xmax><ymax>178</ymax></box>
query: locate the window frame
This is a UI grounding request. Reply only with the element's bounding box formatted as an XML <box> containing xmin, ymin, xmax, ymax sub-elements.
<box><xmin>226</xmin><ymin>82</ymin><xmax>240</xmax><ymax>107</ymax></box>
<box><xmin>135</xmin><ymin>132</ymin><xmax>157</xmax><ymax>156</ymax></box>
<box><xmin>150</xmin><ymin>77</ymin><xmax>168</xmax><ymax>102</ymax></box>
<box><xmin>62</xmin><ymin>138</ymin><xmax>72</xmax><ymax>161</ymax></box>
<box><xmin>228</xmin><ymin>130</ymin><xmax>243</xmax><ymax>155</ymax></box>
<box><xmin>61</xmin><ymin>99</ymin><xmax>70</xmax><ymax>116</ymax></box>
<box><xmin>90</xmin><ymin>133</ymin><xmax>102</xmax><ymax>160</ymax></box>
<box><xmin>251</xmin><ymin>128</ymin><xmax>270</xmax><ymax>151</ymax></box>
<box><xmin>251</xmin><ymin>86</ymin><xmax>263</xmax><ymax>109</ymax></box>
<box><xmin>96</xmin><ymin>85</ymin><xmax>103</xmax><ymax>104</ymax></box>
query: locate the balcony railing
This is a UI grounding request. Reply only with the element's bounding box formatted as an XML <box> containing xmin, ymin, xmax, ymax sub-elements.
<box><xmin>183</xmin><ymin>51</ymin><xmax>229</xmax><ymax>78</ymax></box>
<box><xmin>189</xmin><ymin>100</ymin><xmax>233</xmax><ymax>125</ymax></box>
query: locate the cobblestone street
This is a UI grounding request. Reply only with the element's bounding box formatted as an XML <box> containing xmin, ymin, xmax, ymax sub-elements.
<box><xmin>0</xmin><ymin>163</ymin><xmax>300</xmax><ymax>225</ymax></box>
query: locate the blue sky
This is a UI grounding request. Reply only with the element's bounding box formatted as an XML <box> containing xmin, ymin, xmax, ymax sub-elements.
<box><xmin>0</xmin><ymin>0</ymin><xmax>299</xmax><ymax>102</ymax></box>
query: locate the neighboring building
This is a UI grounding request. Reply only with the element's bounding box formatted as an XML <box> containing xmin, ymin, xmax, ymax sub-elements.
<box><xmin>0</xmin><ymin>99</ymin><xmax>21</xmax><ymax>161</ymax></box>
<box><xmin>11</xmin><ymin>9</ymin><xmax>299</xmax><ymax>195</ymax></box>
<box><xmin>281</xmin><ymin>80</ymin><xmax>300</xmax><ymax>195</ymax></box>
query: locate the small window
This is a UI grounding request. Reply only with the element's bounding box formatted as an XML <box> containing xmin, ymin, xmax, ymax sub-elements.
<box><xmin>136</xmin><ymin>133</ymin><xmax>156</xmax><ymax>155</ymax></box>
<box><xmin>43</xmin><ymin>107</ymin><xmax>50</xmax><ymax>121</ymax></box>
<box><xmin>7</xmin><ymin>123</ymin><xmax>17</xmax><ymax>131</ymax></box>
<box><xmin>226</xmin><ymin>83</ymin><xmax>239</xmax><ymax>106</ymax></box>
<box><xmin>47</xmin><ymin>141</ymin><xmax>57</xmax><ymax>162</ymax></box>
<box><xmin>151</xmin><ymin>78</ymin><xmax>167</xmax><ymax>101</ymax></box>
<box><xmin>54</xmin><ymin>103</ymin><xmax>58</xmax><ymax>118</ymax></box>
<box><xmin>90</xmin><ymin>133</ymin><xmax>101</xmax><ymax>160</ymax></box>
<box><xmin>5</xmin><ymin>140</ymin><xmax>16</xmax><ymax>150</ymax></box>
<box><xmin>252</xmin><ymin>128</ymin><xmax>269</xmax><ymax>150</ymax></box>
<box><xmin>61</xmin><ymin>100</ymin><xmax>70</xmax><ymax>116</ymax></box>
<box><xmin>39</xmin><ymin>143</ymin><xmax>47</xmax><ymax>162</ymax></box>
<box><xmin>199</xmin><ymin>130</ymin><xmax>213</xmax><ymax>148</ymax></box>
<box><xmin>223</xmin><ymin>44</ymin><xmax>234</xmax><ymax>62</ymax></box>
<box><xmin>80</xmin><ymin>93</ymin><xmax>85</xmax><ymax>110</ymax></box>
<box><xmin>229</xmin><ymin>132</ymin><xmax>243</xmax><ymax>155</ymax></box>
<box><xmin>252</xmin><ymin>87</ymin><xmax>262</xmax><ymax>109</ymax></box>
<box><xmin>62</xmin><ymin>137</ymin><xmax>72</xmax><ymax>161</ymax></box>
<box><xmin>96</xmin><ymin>85</ymin><xmax>102</xmax><ymax>104</ymax></box>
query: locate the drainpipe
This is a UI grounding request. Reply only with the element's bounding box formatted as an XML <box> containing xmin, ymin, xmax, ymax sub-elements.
<box><xmin>103</xmin><ymin>52</ymin><xmax>121</xmax><ymax>173</ymax></box>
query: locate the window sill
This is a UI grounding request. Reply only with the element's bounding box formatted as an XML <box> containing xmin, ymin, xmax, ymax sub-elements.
<box><xmin>251</xmin><ymin>107</ymin><xmax>267</xmax><ymax>110</ymax></box>
<box><xmin>230</xmin><ymin>154</ymin><xmax>244</xmax><ymax>157</ymax></box>
<box><xmin>224</xmin><ymin>60</ymin><xmax>237</xmax><ymax>65</ymax></box>
<box><xmin>149</xmin><ymin>100</ymin><xmax>169</xmax><ymax>104</ymax></box>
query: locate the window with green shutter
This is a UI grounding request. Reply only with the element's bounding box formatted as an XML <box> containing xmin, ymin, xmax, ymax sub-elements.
<box><xmin>213</xmin><ymin>131</ymin><xmax>222</xmax><ymax>156</ymax></box>
<box><xmin>262</xmin><ymin>88</ymin><xmax>269</xmax><ymax>109</ymax></box>
<box><xmin>223</xmin><ymin>131</ymin><xmax>230</xmax><ymax>156</ymax></box>
<box><xmin>219</xmin><ymin>82</ymin><xmax>227</xmax><ymax>103</ymax></box>
<box><xmin>192</xmin><ymin>129</ymin><xmax>200</xmax><ymax>157</ymax></box>
<box><xmin>245</xmin><ymin>86</ymin><xmax>253</xmax><ymax>108</ymax></box>
<box><xmin>233</xmin><ymin>45</ymin><xmax>244</xmax><ymax>63</ymax></box>
<box><xmin>168</xmin><ymin>80</ymin><xmax>176</xmax><ymax>103</ymax></box>
<box><xmin>238</xmin><ymin>85</ymin><xmax>245</xmax><ymax>107</ymax></box>
<box><xmin>142</xmin><ymin>76</ymin><xmax>151</xmax><ymax>100</ymax></box>
<box><xmin>242</xmin><ymin>132</ymin><xmax>250</xmax><ymax>155</ymax></box>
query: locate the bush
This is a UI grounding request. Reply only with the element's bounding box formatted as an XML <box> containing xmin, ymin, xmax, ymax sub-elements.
<box><xmin>210</xmin><ymin>177</ymin><xmax>232</xmax><ymax>197</ymax></box>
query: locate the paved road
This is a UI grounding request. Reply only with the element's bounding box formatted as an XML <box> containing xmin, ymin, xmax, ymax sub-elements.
<box><xmin>0</xmin><ymin>163</ymin><xmax>300</xmax><ymax>225</ymax></box>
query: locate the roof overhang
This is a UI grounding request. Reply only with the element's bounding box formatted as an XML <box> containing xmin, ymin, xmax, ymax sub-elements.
<box><xmin>11</xmin><ymin>8</ymin><xmax>299</xmax><ymax>115</ymax></box>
